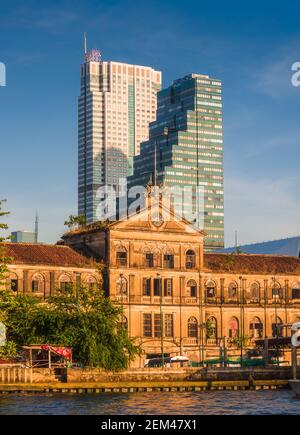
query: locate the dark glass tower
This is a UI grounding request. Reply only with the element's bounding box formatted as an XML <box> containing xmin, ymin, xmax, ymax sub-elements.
<box><xmin>128</xmin><ymin>74</ymin><xmax>224</xmax><ymax>250</ymax></box>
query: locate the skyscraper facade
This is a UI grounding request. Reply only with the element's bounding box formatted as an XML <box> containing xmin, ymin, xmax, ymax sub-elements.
<box><xmin>78</xmin><ymin>49</ymin><xmax>161</xmax><ymax>223</ymax></box>
<box><xmin>128</xmin><ymin>74</ymin><xmax>224</xmax><ymax>250</ymax></box>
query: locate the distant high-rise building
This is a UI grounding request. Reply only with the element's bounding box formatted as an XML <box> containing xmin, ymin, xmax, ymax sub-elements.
<box><xmin>78</xmin><ymin>47</ymin><xmax>162</xmax><ymax>223</ymax></box>
<box><xmin>128</xmin><ymin>74</ymin><xmax>224</xmax><ymax>250</ymax></box>
<box><xmin>11</xmin><ymin>231</ymin><xmax>36</xmax><ymax>244</ymax></box>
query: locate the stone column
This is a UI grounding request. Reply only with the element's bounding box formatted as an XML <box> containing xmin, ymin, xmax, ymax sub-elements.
<box><xmin>23</xmin><ymin>271</ymin><xmax>28</xmax><ymax>294</ymax></box>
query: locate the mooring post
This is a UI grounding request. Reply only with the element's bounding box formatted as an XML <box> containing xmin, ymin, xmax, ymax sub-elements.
<box><xmin>292</xmin><ymin>345</ymin><xmax>297</xmax><ymax>380</ymax></box>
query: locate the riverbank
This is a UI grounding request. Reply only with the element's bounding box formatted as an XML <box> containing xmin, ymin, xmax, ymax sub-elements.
<box><xmin>0</xmin><ymin>379</ymin><xmax>289</xmax><ymax>394</ymax></box>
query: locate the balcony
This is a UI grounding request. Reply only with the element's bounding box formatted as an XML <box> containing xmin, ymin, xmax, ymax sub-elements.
<box><xmin>206</xmin><ymin>338</ymin><xmax>219</xmax><ymax>346</ymax></box>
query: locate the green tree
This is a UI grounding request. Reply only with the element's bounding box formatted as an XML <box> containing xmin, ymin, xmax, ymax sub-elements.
<box><xmin>64</xmin><ymin>214</ymin><xmax>86</xmax><ymax>230</ymax></box>
<box><xmin>0</xmin><ymin>286</ymin><xmax>141</xmax><ymax>371</ymax></box>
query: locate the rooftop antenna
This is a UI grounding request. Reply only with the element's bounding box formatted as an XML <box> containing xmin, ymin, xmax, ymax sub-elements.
<box><xmin>34</xmin><ymin>211</ymin><xmax>39</xmax><ymax>244</ymax></box>
<box><xmin>84</xmin><ymin>32</ymin><xmax>87</xmax><ymax>60</ymax></box>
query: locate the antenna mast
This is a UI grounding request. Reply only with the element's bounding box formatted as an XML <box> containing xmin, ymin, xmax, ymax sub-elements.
<box><xmin>35</xmin><ymin>211</ymin><xmax>39</xmax><ymax>244</ymax></box>
<box><xmin>84</xmin><ymin>32</ymin><xmax>87</xmax><ymax>60</ymax></box>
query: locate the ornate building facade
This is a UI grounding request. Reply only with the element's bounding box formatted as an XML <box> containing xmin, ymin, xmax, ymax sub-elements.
<box><xmin>62</xmin><ymin>200</ymin><xmax>300</xmax><ymax>367</ymax></box>
<box><xmin>2</xmin><ymin>243</ymin><xmax>100</xmax><ymax>297</ymax></box>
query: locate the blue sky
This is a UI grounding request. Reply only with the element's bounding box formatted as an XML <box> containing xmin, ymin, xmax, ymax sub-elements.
<box><xmin>0</xmin><ymin>0</ymin><xmax>299</xmax><ymax>246</ymax></box>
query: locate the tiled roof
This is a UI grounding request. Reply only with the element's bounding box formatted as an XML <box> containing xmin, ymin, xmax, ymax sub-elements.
<box><xmin>1</xmin><ymin>243</ymin><xmax>96</xmax><ymax>268</ymax></box>
<box><xmin>204</xmin><ymin>253</ymin><xmax>300</xmax><ymax>275</ymax></box>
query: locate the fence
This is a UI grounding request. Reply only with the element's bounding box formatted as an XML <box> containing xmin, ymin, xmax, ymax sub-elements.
<box><xmin>0</xmin><ymin>366</ymin><xmax>32</xmax><ymax>384</ymax></box>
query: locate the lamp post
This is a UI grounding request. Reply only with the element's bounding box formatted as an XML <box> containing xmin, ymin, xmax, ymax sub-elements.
<box><xmin>157</xmin><ymin>273</ymin><xmax>164</xmax><ymax>368</ymax></box>
<box><xmin>120</xmin><ymin>273</ymin><xmax>126</xmax><ymax>331</ymax></box>
<box><xmin>272</xmin><ymin>276</ymin><xmax>280</xmax><ymax>366</ymax></box>
<box><xmin>239</xmin><ymin>276</ymin><xmax>244</xmax><ymax>367</ymax></box>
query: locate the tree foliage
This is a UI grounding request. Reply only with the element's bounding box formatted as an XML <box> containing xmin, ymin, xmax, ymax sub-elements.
<box><xmin>0</xmin><ymin>286</ymin><xmax>141</xmax><ymax>371</ymax></box>
<box><xmin>64</xmin><ymin>214</ymin><xmax>86</xmax><ymax>230</ymax></box>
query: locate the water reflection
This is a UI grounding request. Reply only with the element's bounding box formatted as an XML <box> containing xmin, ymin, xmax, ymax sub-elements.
<box><xmin>0</xmin><ymin>390</ymin><xmax>300</xmax><ymax>415</ymax></box>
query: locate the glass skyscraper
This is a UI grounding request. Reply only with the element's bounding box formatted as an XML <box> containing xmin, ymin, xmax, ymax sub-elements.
<box><xmin>78</xmin><ymin>49</ymin><xmax>161</xmax><ymax>223</ymax></box>
<box><xmin>128</xmin><ymin>73</ymin><xmax>224</xmax><ymax>250</ymax></box>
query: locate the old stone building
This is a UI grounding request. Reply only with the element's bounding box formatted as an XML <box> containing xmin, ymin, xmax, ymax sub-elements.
<box><xmin>2</xmin><ymin>243</ymin><xmax>100</xmax><ymax>297</ymax></box>
<box><xmin>62</xmin><ymin>200</ymin><xmax>300</xmax><ymax>367</ymax></box>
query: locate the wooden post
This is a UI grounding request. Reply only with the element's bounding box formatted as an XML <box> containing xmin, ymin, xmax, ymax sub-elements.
<box><xmin>48</xmin><ymin>349</ymin><xmax>51</xmax><ymax>369</ymax></box>
<box><xmin>292</xmin><ymin>345</ymin><xmax>297</xmax><ymax>380</ymax></box>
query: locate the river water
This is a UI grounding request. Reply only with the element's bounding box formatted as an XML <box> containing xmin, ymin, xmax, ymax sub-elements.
<box><xmin>0</xmin><ymin>390</ymin><xmax>300</xmax><ymax>415</ymax></box>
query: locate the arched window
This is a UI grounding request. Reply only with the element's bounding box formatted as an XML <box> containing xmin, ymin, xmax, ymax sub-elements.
<box><xmin>206</xmin><ymin>317</ymin><xmax>217</xmax><ymax>340</ymax></box>
<box><xmin>186</xmin><ymin>250</ymin><xmax>196</xmax><ymax>269</ymax></box>
<box><xmin>272</xmin><ymin>281</ymin><xmax>283</xmax><ymax>299</ymax></box>
<box><xmin>188</xmin><ymin>317</ymin><xmax>198</xmax><ymax>338</ymax></box>
<box><xmin>31</xmin><ymin>273</ymin><xmax>45</xmax><ymax>294</ymax></box>
<box><xmin>144</xmin><ymin>248</ymin><xmax>154</xmax><ymax>268</ymax></box>
<box><xmin>163</xmin><ymin>249</ymin><xmax>174</xmax><ymax>269</ymax></box>
<box><xmin>116</xmin><ymin>247</ymin><xmax>127</xmax><ymax>267</ymax></box>
<box><xmin>187</xmin><ymin>280</ymin><xmax>197</xmax><ymax>298</ymax></box>
<box><xmin>205</xmin><ymin>281</ymin><xmax>216</xmax><ymax>299</ymax></box>
<box><xmin>272</xmin><ymin>316</ymin><xmax>283</xmax><ymax>338</ymax></box>
<box><xmin>250</xmin><ymin>317</ymin><xmax>263</xmax><ymax>339</ymax></box>
<box><xmin>228</xmin><ymin>317</ymin><xmax>239</xmax><ymax>338</ymax></box>
<box><xmin>250</xmin><ymin>282</ymin><xmax>260</xmax><ymax>300</ymax></box>
<box><xmin>228</xmin><ymin>282</ymin><xmax>238</xmax><ymax>299</ymax></box>
<box><xmin>59</xmin><ymin>274</ymin><xmax>72</xmax><ymax>292</ymax></box>
<box><xmin>86</xmin><ymin>275</ymin><xmax>98</xmax><ymax>291</ymax></box>
<box><xmin>292</xmin><ymin>282</ymin><xmax>300</xmax><ymax>300</ymax></box>
<box><xmin>119</xmin><ymin>315</ymin><xmax>128</xmax><ymax>331</ymax></box>
<box><xmin>116</xmin><ymin>276</ymin><xmax>128</xmax><ymax>296</ymax></box>
<box><xmin>7</xmin><ymin>273</ymin><xmax>18</xmax><ymax>292</ymax></box>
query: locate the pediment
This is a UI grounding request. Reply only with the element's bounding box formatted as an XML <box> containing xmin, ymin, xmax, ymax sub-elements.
<box><xmin>109</xmin><ymin>202</ymin><xmax>204</xmax><ymax>237</ymax></box>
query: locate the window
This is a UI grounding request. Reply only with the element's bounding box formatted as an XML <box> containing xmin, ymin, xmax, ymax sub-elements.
<box><xmin>143</xmin><ymin>314</ymin><xmax>152</xmax><ymax>337</ymax></box>
<box><xmin>250</xmin><ymin>317</ymin><xmax>263</xmax><ymax>339</ymax></box>
<box><xmin>228</xmin><ymin>282</ymin><xmax>238</xmax><ymax>299</ymax></box>
<box><xmin>154</xmin><ymin>314</ymin><xmax>162</xmax><ymax>337</ymax></box>
<box><xmin>164</xmin><ymin>279</ymin><xmax>173</xmax><ymax>297</ymax></box>
<box><xmin>143</xmin><ymin>278</ymin><xmax>151</xmax><ymax>297</ymax></box>
<box><xmin>145</xmin><ymin>253</ymin><xmax>154</xmax><ymax>268</ymax></box>
<box><xmin>165</xmin><ymin>314</ymin><xmax>174</xmax><ymax>337</ymax></box>
<box><xmin>31</xmin><ymin>274</ymin><xmax>45</xmax><ymax>294</ymax></box>
<box><xmin>154</xmin><ymin>278</ymin><xmax>162</xmax><ymax>297</ymax></box>
<box><xmin>86</xmin><ymin>276</ymin><xmax>98</xmax><ymax>291</ymax></box>
<box><xmin>272</xmin><ymin>283</ymin><xmax>283</xmax><ymax>299</ymax></box>
<box><xmin>164</xmin><ymin>254</ymin><xmax>174</xmax><ymax>269</ymax></box>
<box><xmin>186</xmin><ymin>250</ymin><xmax>196</xmax><ymax>269</ymax></box>
<box><xmin>187</xmin><ymin>280</ymin><xmax>197</xmax><ymax>298</ymax></box>
<box><xmin>292</xmin><ymin>283</ymin><xmax>300</xmax><ymax>300</ymax></box>
<box><xmin>10</xmin><ymin>279</ymin><xmax>18</xmax><ymax>292</ymax></box>
<box><xmin>119</xmin><ymin>315</ymin><xmax>128</xmax><ymax>331</ymax></box>
<box><xmin>272</xmin><ymin>317</ymin><xmax>283</xmax><ymax>337</ymax></box>
<box><xmin>59</xmin><ymin>274</ymin><xmax>72</xmax><ymax>292</ymax></box>
<box><xmin>116</xmin><ymin>248</ymin><xmax>127</xmax><ymax>267</ymax></box>
<box><xmin>188</xmin><ymin>317</ymin><xmax>198</xmax><ymax>338</ymax></box>
<box><xmin>205</xmin><ymin>281</ymin><xmax>216</xmax><ymax>298</ymax></box>
<box><xmin>228</xmin><ymin>317</ymin><xmax>239</xmax><ymax>338</ymax></box>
